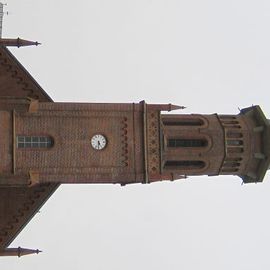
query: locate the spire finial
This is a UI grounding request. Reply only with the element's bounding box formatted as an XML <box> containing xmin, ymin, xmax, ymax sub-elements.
<box><xmin>0</xmin><ymin>247</ymin><xmax>42</xmax><ymax>257</ymax></box>
<box><xmin>168</xmin><ymin>104</ymin><xmax>186</xmax><ymax>111</ymax></box>
<box><xmin>0</xmin><ymin>37</ymin><xmax>41</xmax><ymax>48</ymax></box>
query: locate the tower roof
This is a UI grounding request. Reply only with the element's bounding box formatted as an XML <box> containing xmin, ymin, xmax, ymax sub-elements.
<box><xmin>0</xmin><ymin>46</ymin><xmax>59</xmax><ymax>251</ymax></box>
<box><xmin>240</xmin><ymin>106</ymin><xmax>270</xmax><ymax>183</ymax></box>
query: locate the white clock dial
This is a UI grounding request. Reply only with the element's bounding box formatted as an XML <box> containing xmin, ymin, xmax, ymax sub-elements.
<box><xmin>91</xmin><ymin>134</ymin><xmax>107</xmax><ymax>150</ymax></box>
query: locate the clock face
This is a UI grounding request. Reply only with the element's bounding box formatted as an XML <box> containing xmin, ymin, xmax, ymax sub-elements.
<box><xmin>91</xmin><ymin>134</ymin><xmax>107</xmax><ymax>150</ymax></box>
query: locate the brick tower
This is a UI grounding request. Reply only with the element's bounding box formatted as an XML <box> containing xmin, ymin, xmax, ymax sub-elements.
<box><xmin>0</xmin><ymin>99</ymin><xmax>269</xmax><ymax>187</ymax></box>
<box><xmin>0</xmin><ymin>42</ymin><xmax>269</xmax><ymax>256</ymax></box>
<box><xmin>161</xmin><ymin>106</ymin><xmax>270</xmax><ymax>183</ymax></box>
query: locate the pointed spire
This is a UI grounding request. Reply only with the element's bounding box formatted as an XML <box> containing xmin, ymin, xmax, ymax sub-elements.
<box><xmin>0</xmin><ymin>247</ymin><xmax>42</xmax><ymax>257</ymax></box>
<box><xmin>0</xmin><ymin>37</ymin><xmax>41</xmax><ymax>48</ymax></box>
<box><xmin>168</xmin><ymin>104</ymin><xmax>186</xmax><ymax>111</ymax></box>
<box><xmin>147</xmin><ymin>103</ymin><xmax>186</xmax><ymax>112</ymax></box>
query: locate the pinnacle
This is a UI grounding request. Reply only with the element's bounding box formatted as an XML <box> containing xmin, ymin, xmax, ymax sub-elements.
<box><xmin>0</xmin><ymin>37</ymin><xmax>41</xmax><ymax>47</ymax></box>
<box><xmin>168</xmin><ymin>104</ymin><xmax>186</xmax><ymax>111</ymax></box>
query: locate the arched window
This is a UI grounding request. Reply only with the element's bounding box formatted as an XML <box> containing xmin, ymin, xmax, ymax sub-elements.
<box><xmin>226</xmin><ymin>140</ymin><xmax>243</xmax><ymax>146</ymax></box>
<box><xmin>163</xmin><ymin>118</ymin><xmax>204</xmax><ymax>126</ymax></box>
<box><xmin>17</xmin><ymin>136</ymin><xmax>54</xmax><ymax>149</ymax></box>
<box><xmin>164</xmin><ymin>160</ymin><xmax>205</xmax><ymax>170</ymax></box>
<box><xmin>226</xmin><ymin>131</ymin><xmax>243</xmax><ymax>138</ymax></box>
<box><xmin>227</xmin><ymin>147</ymin><xmax>243</xmax><ymax>154</ymax></box>
<box><xmin>168</xmin><ymin>139</ymin><xmax>208</xmax><ymax>148</ymax></box>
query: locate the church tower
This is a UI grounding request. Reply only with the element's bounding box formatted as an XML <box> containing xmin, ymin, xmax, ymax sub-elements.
<box><xmin>1</xmin><ymin>7</ymin><xmax>269</xmax><ymax>257</ymax></box>
<box><xmin>0</xmin><ymin>99</ymin><xmax>269</xmax><ymax>187</ymax></box>
<box><xmin>0</xmin><ymin>40</ymin><xmax>270</xmax><ymax>257</ymax></box>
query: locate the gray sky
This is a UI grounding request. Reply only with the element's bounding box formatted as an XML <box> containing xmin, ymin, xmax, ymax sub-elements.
<box><xmin>1</xmin><ymin>0</ymin><xmax>270</xmax><ymax>269</ymax></box>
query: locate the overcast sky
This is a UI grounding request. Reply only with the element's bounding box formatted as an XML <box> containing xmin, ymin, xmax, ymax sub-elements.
<box><xmin>1</xmin><ymin>0</ymin><xmax>270</xmax><ymax>269</ymax></box>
